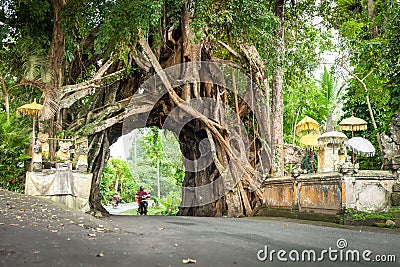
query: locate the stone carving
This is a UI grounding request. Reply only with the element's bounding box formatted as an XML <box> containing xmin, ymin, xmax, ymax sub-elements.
<box><xmin>339</xmin><ymin>156</ymin><xmax>359</xmax><ymax>175</ymax></box>
<box><xmin>380</xmin><ymin>112</ymin><xmax>400</xmax><ymax>181</ymax></box>
<box><xmin>56</xmin><ymin>141</ymin><xmax>72</xmax><ymax>161</ymax></box>
<box><xmin>37</xmin><ymin>132</ymin><xmax>50</xmax><ymax>160</ymax></box>
<box><xmin>284</xmin><ymin>144</ymin><xmax>304</xmax><ymax>165</ymax></box>
<box><xmin>32</xmin><ymin>139</ymin><xmax>42</xmax><ymax>172</ymax></box>
<box><xmin>291</xmin><ymin>164</ymin><xmax>304</xmax><ymax>178</ymax></box>
<box><xmin>75</xmin><ymin>137</ymin><xmax>88</xmax><ymax>172</ymax></box>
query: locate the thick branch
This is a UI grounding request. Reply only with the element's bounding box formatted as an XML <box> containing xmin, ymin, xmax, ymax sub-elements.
<box><xmin>140</xmin><ymin>38</ymin><xmax>264</xmax><ymax>200</ymax></box>
<box><xmin>61</xmin><ymin>60</ymin><xmax>120</xmax><ymax>98</ymax></box>
<box><xmin>70</xmin><ymin>93</ymin><xmax>158</xmax><ymax>135</ymax></box>
<box><xmin>218</xmin><ymin>41</ymin><xmax>247</xmax><ymax>62</ymax></box>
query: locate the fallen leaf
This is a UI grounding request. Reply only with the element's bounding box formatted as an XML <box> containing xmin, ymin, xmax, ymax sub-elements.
<box><xmin>182</xmin><ymin>258</ymin><xmax>197</xmax><ymax>264</ymax></box>
<box><xmin>284</xmin><ymin>223</ymin><xmax>288</xmax><ymax>227</ymax></box>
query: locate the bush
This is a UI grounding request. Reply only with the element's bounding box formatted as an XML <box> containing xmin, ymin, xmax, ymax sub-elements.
<box><xmin>0</xmin><ymin>113</ymin><xmax>31</xmax><ymax>192</ymax></box>
<box><xmin>100</xmin><ymin>157</ymin><xmax>139</xmax><ymax>204</ymax></box>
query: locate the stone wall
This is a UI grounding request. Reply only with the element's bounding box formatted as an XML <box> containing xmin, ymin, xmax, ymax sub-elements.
<box><xmin>381</xmin><ymin>112</ymin><xmax>400</xmax><ymax>180</ymax></box>
<box><xmin>263</xmin><ymin>170</ymin><xmax>395</xmax><ymax>215</ymax></box>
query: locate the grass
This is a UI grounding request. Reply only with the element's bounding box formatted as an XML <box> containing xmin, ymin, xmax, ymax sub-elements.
<box><xmin>346</xmin><ymin>206</ymin><xmax>400</xmax><ymax>221</ymax></box>
<box><xmin>120</xmin><ymin>205</ymin><xmax>178</xmax><ymax>216</ymax></box>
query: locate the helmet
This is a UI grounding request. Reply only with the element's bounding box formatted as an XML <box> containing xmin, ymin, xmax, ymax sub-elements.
<box><xmin>140</xmin><ymin>185</ymin><xmax>144</xmax><ymax>190</ymax></box>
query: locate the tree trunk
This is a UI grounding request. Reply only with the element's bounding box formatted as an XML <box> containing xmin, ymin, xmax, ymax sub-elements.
<box><xmin>45</xmin><ymin>0</ymin><xmax>66</xmax><ymax>160</ymax></box>
<box><xmin>177</xmin><ymin>122</ymin><xmax>228</xmax><ymax>216</ymax></box>
<box><xmin>114</xmin><ymin>173</ymin><xmax>119</xmax><ymax>193</ymax></box>
<box><xmin>0</xmin><ymin>74</ymin><xmax>9</xmax><ymax>122</ymax></box>
<box><xmin>41</xmin><ymin>0</ymin><xmax>272</xmax><ymax>217</ymax></box>
<box><xmin>272</xmin><ymin>0</ymin><xmax>285</xmax><ymax>176</ymax></box>
<box><xmin>88</xmin><ymin>131</ymin><xmax>110</xmax><ymax>213</ymax></box>
<box><xmin>157</xmin><ymin>155</ymin><xmax>161</xmax><ymax>199</ymax></box>
<box><xmin>367</xmin><ymin>0</ymin><xmax>379</xmax><ymax>38</ymax></box>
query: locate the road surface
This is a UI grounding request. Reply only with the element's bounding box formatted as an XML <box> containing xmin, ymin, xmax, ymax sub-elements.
<box><xmin>104</xmin><ymin>202</ymin><xmax>138</xmax><ymax>215</ymax></box>
<box><xmin>1</xmin><ymin>189</ymin><xmax>399</xmax><ymax>266</ymax></box>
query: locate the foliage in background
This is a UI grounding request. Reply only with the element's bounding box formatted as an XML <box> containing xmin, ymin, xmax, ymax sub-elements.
<box><xmin>321</xmin><ymin>0</ymin><xmax>400</xmax><ymax>168</ymax></box>
<box><xmin>127</xmin><ymin>128</ymin><xmax>184</xmax><ymax>199</ymax></box>
<box><xmin>101</xmin><ymin>128</ymin><xmax>183</xmax><ymax>213</ymax></box>
<box><xmin>100</xmin><ymin>158</ymin><xmax>139</xmax><ymax>204</ymax></box>
<box><xmin>283</xmin><ymin>1</ymin><xmax>336</xmax><ymax>145</ymax></box>
<box><xmin>121</xmin><ymin>191</ymin><xmax>181</xmax><ymax>216</ymax></box>
<box><xmin>0</xmin><ymin>113</ymin><xmax>31</xmax><ymax>192</ymax></box>
<box><xmin>284</xmin><ymin>76</ymin><xmax>330</xmax><ymax>143</ymax></box>
<box><xmin>147</xmin><ymin>191</ymin><xmax>181</xmax><ymax>215</ymax></box>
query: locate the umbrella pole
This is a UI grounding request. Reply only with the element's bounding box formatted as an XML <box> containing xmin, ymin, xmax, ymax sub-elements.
<box><xmin>351</xmin><ymin>126</ymin><xmax>355</xmax><ymax>164</ymax></box>
<box><xmin>311</xmin><ymin>148</ymin><xmax>315</xmax><ymax>173</ymax></box>
<box><xmin>30</xmin><ymin>114</ymin><xmax>36</xmax><ymax>171</ymax></box>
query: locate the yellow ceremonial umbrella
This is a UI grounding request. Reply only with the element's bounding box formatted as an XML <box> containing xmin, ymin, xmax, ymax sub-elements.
<box><xmin>17</xmin><ymin>100</ymin><xmax>43</xmax><ymax>116</ymax></box>
<box><xmin>17</xmin><ymin>100</ymin><xmax>43</xmax><ymax>170</ymax></box>
<box><xmin>338</xmin><ymin>113</ymin><xmax>368</xmax><ymax>164</ymax></box>
<box><xmin>299</xmin><ymin>133</ymin><xmax>320</xmax><ymax>148</ymax></box>
<box><xmin>338</xmin><ymin>114</ymin><xmax>367</xmax><ymax>137</ymax></box>
<box><xmin>299</xmin><ymin>133</ymin><xmax>320</xmax><ymax>173</ymax></box>
<box><xmin>296</xmin><ymin>116</ymin><xmax>320</xmax><ymax>136</ymax></box>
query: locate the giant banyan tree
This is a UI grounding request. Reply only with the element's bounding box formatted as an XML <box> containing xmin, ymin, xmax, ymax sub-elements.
<box><xmin>2</xmin><ymin>0</ymin><xmax>286</xmax><ymax>217</ymax></box>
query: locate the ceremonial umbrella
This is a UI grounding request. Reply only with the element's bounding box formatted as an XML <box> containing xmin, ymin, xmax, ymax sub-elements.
<box><xmin>299</xmin><ymin>133</ymin><xmax>320</xmax><ymax>148</ymax></box>
<box><xmin>17</xmin><ymin>100</ymin><xmax>43</xmax><ymax>170</ymax></box>
<box><xmin>17</xmin><ymin>100</ymin><xmax>43</xmax><ymax>116</ymax></box>
<box><xmin>339</xmin><ymin>114</ymin><xmax>367</xmax><ymax>137</ymax></box>
<box><xmin>339</xmin><ymin>114</ymin><xmax>368</xmax><ymax>163</ymax></box>
<box><xmin>347</xmin><ymin>137</ymin><xmax>375</xmax><ymax>157</ymax></box>
<box><xmin>299</xmin><ymin>133</ymin><xmax>320</xmax><ymax>173</ymax></box>
<box><xmin>296</xmin><ymin>116</ymin><xmax>320</xmax><ymax>136</ymax></box>
<box><xmin>318</xmin><ymin>130</ymin><xmax>348</xmax><ymax>153</ymax></box>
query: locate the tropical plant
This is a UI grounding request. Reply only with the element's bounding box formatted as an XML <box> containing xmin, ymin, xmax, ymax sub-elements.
<box><xmin>131</xmin><ymin>128</ymin><xmax>184</xmax><ymax>200</ymax></box>
<box><xmin>149</xmin><ymin>191</ymin><xmax>181</xmax><ymax>215</ymax></box>
<box><xmin>0</xmin><ymin>113</ymin><xmax>31</xmax><ymax>192</ymax></box>
<box><xmin>319</xmin><ymin>66</ymin><xmax>344</xmax><ymax>131</ymax></box>
<box><xmin>100</xmin><ymin>158</ymin><xmax>139</xmax><ymax>204</ymax></box>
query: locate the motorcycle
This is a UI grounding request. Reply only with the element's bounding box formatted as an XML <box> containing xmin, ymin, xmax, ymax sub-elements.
<box><xmin>137</xmin><ymin>194</ymin><xmax>149</xmax><ymax>215</ymax></box>
<box><xmin>112</xmin><ymin>199</ymin><xmax>119</xmax><ymax>208</ymax></box>
<box><xmin>112</xmin><ymin>196</ymin><xmax>121</xmax><ymax>208</ymax></box>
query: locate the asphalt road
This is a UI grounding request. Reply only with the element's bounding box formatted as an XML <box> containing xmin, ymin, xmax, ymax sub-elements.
<box><xmin>1</xmin><ymin>189</ymin><xmax>399</xmax><ymax>267</ymax></box>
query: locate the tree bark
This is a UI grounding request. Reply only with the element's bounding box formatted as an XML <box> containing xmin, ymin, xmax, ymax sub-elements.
<box><xmin>367</xmin><ymin>0</ymin><xmax>379</xmax><ymax>38</ymax></box>
<box><xmin>39</xmin><ymin>0</ymin><xmax>273</xmax><ymax>217</ymax></box>
<box><xmin>0</xmin><ymin>73</ymin><xmax>9</xmax><ymax>122</ymax></box>
<box><xmin>272</xmin><ymin>0</ymin><xmax>285</xmax><ymax>176</ymax></box>
<box><xmin>88</xmin><ymin>131</ymin><xmax>110</xmax><ymax>213</ymax></box>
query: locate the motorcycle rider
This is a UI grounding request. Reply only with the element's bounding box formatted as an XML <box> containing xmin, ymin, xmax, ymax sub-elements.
<box><xmin>135</xmin><ymin>186</ymin><xmax>151</xmax><ymax>214</ymax></box>
<box><xmin>112</xmin><ymin>192</ymin><xmax>121</xmax><ymax>207</ymax></box>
